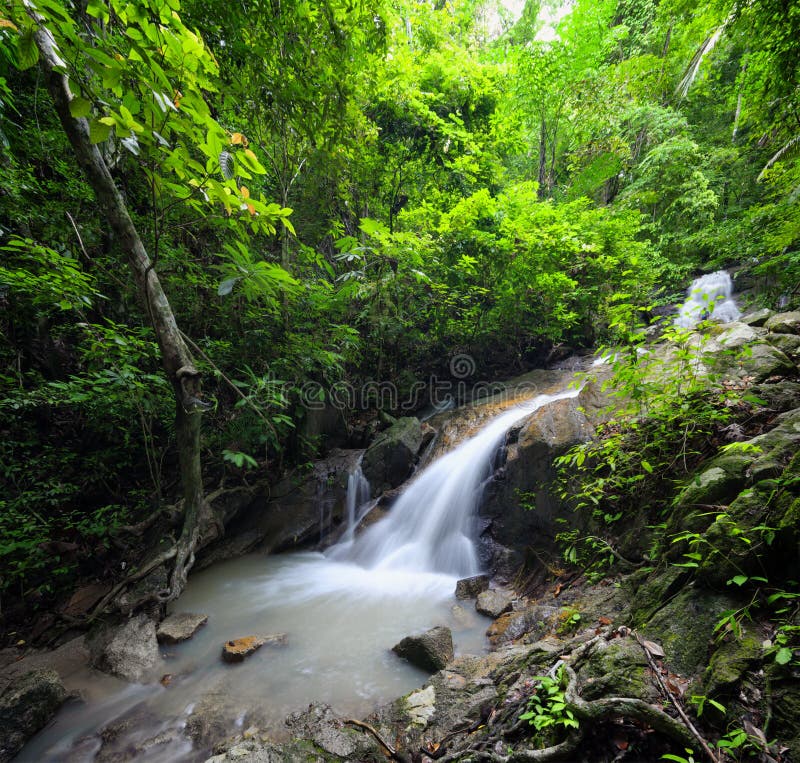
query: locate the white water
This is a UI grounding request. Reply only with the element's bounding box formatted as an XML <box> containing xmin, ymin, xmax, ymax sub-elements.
<box><xmin>675</xmin><ymin>270</ymin><xmax>740</xmax><ymax>328</ymax></box>
<box><xmin>22</xmin><ymin>379</ymin><xmax>580</xmax><ymax>762</ymax></box>
<box><xmin>332</xmin><ymin>388</ymin><xmax>581</xmax><ymax>578</ymax></box>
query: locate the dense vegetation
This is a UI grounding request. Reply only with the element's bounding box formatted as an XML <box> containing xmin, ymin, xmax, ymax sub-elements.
<box><xmin>0</xmin><ymin>0</ymin><xmax>798</xmax><ymax>619</ymax></box>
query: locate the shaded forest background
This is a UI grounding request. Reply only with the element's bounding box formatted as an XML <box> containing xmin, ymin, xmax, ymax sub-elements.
<box><xmin>0</xmin><ymin>0</ymin><xmax>798</xmax><ymax>615</ymax></box>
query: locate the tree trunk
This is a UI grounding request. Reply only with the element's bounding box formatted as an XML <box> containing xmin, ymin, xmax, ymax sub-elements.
<box><xmin>31</xmin><ymin>18</ymin><xmax>214</xmax><ymax>605</ymax></box>
<box><xmin>537</xmin><ymin>119</ymin><xmax>548</xmax><ymax>200</ymax></box>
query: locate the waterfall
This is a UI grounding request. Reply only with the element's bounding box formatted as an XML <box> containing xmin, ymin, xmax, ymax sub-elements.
<box><xmin>675</xmin><ymin>270</ymin><xmax>740</xmax><ymax>328</ymax></box>
<box><xmin>327</xmin><ymin>387</ymin><xmax>580</xmax><ymax>578</ymax></box>
<box><xmin>342</xmin><ymin>458</ymin><xmax>371</xmax><ymax>544</ymax></box>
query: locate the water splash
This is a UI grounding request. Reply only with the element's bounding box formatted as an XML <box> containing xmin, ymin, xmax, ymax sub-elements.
<box><xmin>675</xmin><ymin>270</ymin><xmax>740</xmax><ymax>328</ymax></box>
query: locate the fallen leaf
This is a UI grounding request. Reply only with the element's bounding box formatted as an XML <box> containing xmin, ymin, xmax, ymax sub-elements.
<box><xmin>642</xmin><ymin>639</ymin><xmax>665</xmax><ymax>658</ymax></box>
<box><xmin>613</xmin><ymin>733</ymin><xmax>629</xmax><ymax>750</ymax></box>
<box><xmin>553</xmin><ymin>583</ymin><xmax>563</xmax><ymax>597</ymax></box>
<box><xmin>160</xmin><ymin>674</ymin><xmax>173</xmax><ymax>687</ymax></box>
<box><xmin>598</xmin><ymin>616</ymin><xmax>612</xmax><ymax>626</ymax></box>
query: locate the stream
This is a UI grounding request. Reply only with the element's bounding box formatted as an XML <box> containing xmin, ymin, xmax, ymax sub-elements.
<box><xmin>20</xmin><ymin>380</ymin><xmax>580</xmax><ymax>762</ymax></box>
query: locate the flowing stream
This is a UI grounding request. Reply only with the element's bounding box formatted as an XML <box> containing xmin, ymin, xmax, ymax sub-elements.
<box><xmin>21</xmin><ymin>377</ymin><xmax>579</xmax><ymax>762</ymax></box>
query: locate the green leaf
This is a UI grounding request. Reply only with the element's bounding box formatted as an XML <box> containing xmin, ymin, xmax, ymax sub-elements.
<box><xmin>729</xmin><ymin>575</ymin><xmax>748</xmax><ymax>587</ymax></box>
<box><xmin>69</xmin><ymin>97</ymin><xmax>92</xmax><ymax>119</ymax></box>
<box><xmin>641</xmin><ymin>459</ymin><xmax>653</xmax><ymax>473</ymax></box>
<box><xmin>89</xmin><ymin>119</ymin><xmax>112</xmax><ymax>144</ymax></box>
<box><xmin>17</xmin><ymin>27</ymin><xmax>40</xmax><ymax>70</ymax></box>
<box><xmin>775</xmin><ymin>647</ymin><xmax>793</xmax><ymax>665</ymax></box>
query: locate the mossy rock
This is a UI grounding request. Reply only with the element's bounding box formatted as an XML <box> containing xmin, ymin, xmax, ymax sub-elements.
<box><xmin>626</xmin><ymin>567</ymin><xmax>688</xmax><ymax>625</ymax></box>
<box><xmin>703</xmin><ymin>628</ymin><xmax>762</xmax><ymax>703</ymax></box>
<box><xmin>578</xmin><ymin>637</ymin><xmax>658</xmax><ymax>702</ymax></box>
<box><xmin>767</xmin><ymin>673</ymin><xmax>800</xmax><ymax>761</ymax></box>
<box><xmin>641</xmin><ymin>585</ymin><xmax>739</xmax><ymax>676</ymax></box>
<box><xmin>766</xmin><ymin>332</ymin><xmax>800</xmax><ymax>361</ymax></box>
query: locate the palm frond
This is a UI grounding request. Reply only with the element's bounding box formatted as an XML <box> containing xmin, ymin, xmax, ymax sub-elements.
<box><xmin>757</xmin><ymin>134</ymin><xmax>800</xmax><ymax>182</ymax></box>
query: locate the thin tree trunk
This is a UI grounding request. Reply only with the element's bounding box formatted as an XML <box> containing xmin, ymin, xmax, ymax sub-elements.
<box><xmin>31</xmin><ymin>17</ymin><xmax>213</xmax><ymax>604</ymax></box>
<box><xmin>537</xmin><ymin>118</ymin><xmax>547</xmax><ymax>199</ymax></box>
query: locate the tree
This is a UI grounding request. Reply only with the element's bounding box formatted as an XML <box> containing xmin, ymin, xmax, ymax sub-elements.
<box><xmin>6</xmin><ymin>0</ymin><xmax>291</xmax><ymax>607</ymax></box>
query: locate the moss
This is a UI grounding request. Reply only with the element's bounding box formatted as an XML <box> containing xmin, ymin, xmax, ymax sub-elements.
<box><xmin>642</xmin><ymin>585</ymin><xmax>739</xmax><ymax>676</ymax></box>
<box><xmin>704</xmin><ymin>631</ymin><xmax>761</xmax><ymax>701</ymax></box>
<box><xmin>578</xmin><ymin>638</ymin><xmax>656</xmax><ymax>702</ymax></box>
<box><xmin>626</xmin><ymin>567</ymin><xmax>687</xmax><ymax>626</ymax></box>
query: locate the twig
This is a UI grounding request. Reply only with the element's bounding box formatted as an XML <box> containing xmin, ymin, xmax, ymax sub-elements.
<box><xmin>633</xmin><ymin>630</ymin><xmax>720</xmax><ymax>763</ymax></box>
<box><xmin>343</xmin><ymin>718</ymin><xmax>401</xmax><ymax>759</ymax></box>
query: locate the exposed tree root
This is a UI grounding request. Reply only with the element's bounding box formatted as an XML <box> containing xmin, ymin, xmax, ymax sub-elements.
<box><xmin>434</xmin><ymin>632</ymin><xmax>700</xmax><ymax>763</ymax></box>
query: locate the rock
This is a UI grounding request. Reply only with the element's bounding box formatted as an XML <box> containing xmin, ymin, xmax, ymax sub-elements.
<box><xmin>641</xmin><ymin>585</ymin><xmax>739</xmax><ymax>675</ymax></box>
<box><xmin>475</xmin><ymin>589</ymin><xmax>514</xmax><ymax>618</ymax></box>
<box><xmin>404</xmin><ymin>685</ymin><xmax>436</xmax><ymax>726</ymax></box>
<box><xmin>578</xmin><ymin>637</ymin><xmax>659</xmax><ymax>703</ymax></box>
<box><xmin>765</xmin><ymin>310</ymin><xmax>800</xmax><ymax>334</ymax></box>
<box><xmin>362</xmin><ymin>417</ymin><xmax>424</xmax><ymax>496</ymax></box>
<box><xmin>766</xmin><ymin>331</ymin><xmax>800</xmax><ymax>360</ymax></box>
<box><xmin>703</xmin><ymin>628</ymin><xmax>761</xmax><ymax>703</ymax></box>
<box><xmin>61</xmin><ymin>582</ymin><xmax>112</xmax><ymax>617</ymax></box>
<box><xmin>734</xmin><ymin>342</ymin><xmax>796</xmax><ymax>382</ymax></box>
<box><xmin>221</xmin><ymin>634</ymin><xmax>286</xmax><ymax>663</ymax></box>
<box><xmin>284</xmin><ymin>703</ymin><xmax>384</xmax><ymax>760</ymax></box>
<box><xmin>717</xmin><ymin>322</ymin><xmax>763</xmax><ymax>349</ymax></box>
<box><xmin>88</xmin><ymin>613</ymin><xmax>159</xmax><ymax>682</ymax></box>
<box><xmin>186</xmin><ymin>682</ymin><xmax>241</xmax><ymax>751</ymax></box>
<box><xmin>157</xmin><ymin>612</ymin><xmax>208</xmax><ymax>644</ymax></box>
<box><xmin>196</xmin><ymin>450</ymin><xmax>364</xmax><ymax>569</ymax></box>
<box><xmin>392</xmin><ymin>626</ymin><xmax>453</xmax><ymax>672</ymax></box>
<box><xmin>455</xmin><ymin>574</ymin><xmax>489</xmax><ymax>599</ymax></box>
<box><xmin>0</xmin><ymin>669</ymin><xmax>66</xmax><ymax>762</ymax></box>
<box><xmin>740</xmin><ymin>308</ymin><xmax>773</xmax><ymax>327</ymax></box>
<box><xmin>479</xmin><ymin>392</ymin><xmax>600</xmax><ymax>572</ymax></box>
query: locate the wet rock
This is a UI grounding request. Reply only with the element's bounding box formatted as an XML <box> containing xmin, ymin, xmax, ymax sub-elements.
<box><xmin>455</xmin><ymin>574</ymin><xmax>489</xmax><ymax>599</ymax></box>
<box><xmin>740</xmin><ymin>308</ymin><xmax>773</xmax><ymax>327</ymax></box>
<box><xmin>186</xmin><ymin>683</ymin><xmax>241</xmax><ymax>751</ymax></box>
<box><xmin>766</xmin><ymin>310</ymin><xmax>800</xmax><ymax>335</ymax></box>
<box><xmin>404</xmin><ymin>684</ymin><xmax>436</xmax><ymax>726</ymax></box>
<box><xmin>362</xmin><ymin>417</ymin><xmax>424</xmax><ymax>496</ymax></box>
<box><xmin>475</xmin><ymin>589</ymin><xmax>514</xmax><ymax>618</ymax></box>
<box><xmin>480</xmin><ymin>392</ymin><xmax>601</xmax><ymax>573</ymax></box>
<box><xmin>88</xmin><ymin>613</ymin><xmax>159</xmax><ymax>682</ymax></box>
<box><xmin>221</xmin><ymin>634</ymin><xmax>286</xmax><ymax>663</ymax></box>
<box><xmin>196</xmin><ymin>450</ymin><xmax>363</xmax><ymax>569</ymax></box>
<box><xmin>392</xmin><ymin>626</ymin><xmax>453</xmax><ymax>672</ymax></box>
<box><xmin>285</xmin><ymin>703</ymin><xmax>384</xmax><ymax>760</ymax></box>
<box><xmin>157</xmin><ymin>612</ymin><xmax>208</xmax><ymax>644</ymax></box>
<box><xmin>0</xmin><ymin>669</ymin><xmax>66</xmax><ymax>762</ymax></box>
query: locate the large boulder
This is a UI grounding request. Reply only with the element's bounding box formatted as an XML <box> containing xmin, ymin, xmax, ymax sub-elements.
<box><xmin>0</xmin><ymin>669</ymin><xmax>66</xmax><ymax>762</ymax></box>
<box><xmin>88</xmin><ymin>613</ymin><xmax>160</xmax><ymax>682</ymax></box>
<box><xmin>196</xmin><ymin>449</ymin><xmax>364</xmax><ymax>568</ymax></box>
<box><xmin>765</xmin><ymin>310</ymin><xmax>800</xmax><ymax>335</ymax></box>
<box><xmin>479</xmin><ymin>382</ymin><xmax>606</xmax><ymax>574</ymax></box>
<box><xmin>392</xmin><ymin>626</ymin><xmax>454</xmax><ymax>672</ymax></box>
<box><xmin>362</xmin><ymin>417</ymin><xmax>424</xmax><ymax>496</ymax></box>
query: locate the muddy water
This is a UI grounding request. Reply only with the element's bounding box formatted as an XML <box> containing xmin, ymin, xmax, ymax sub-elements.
<box><xmin>22</xmin><ymin>553</ymin><xmax>489</xmax><ymax>761</ymax></box>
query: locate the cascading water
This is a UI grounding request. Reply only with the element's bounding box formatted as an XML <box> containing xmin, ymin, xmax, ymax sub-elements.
<box><xmin>329</xmin><ymin>387</ymin><xmax>581</xmax><ymax>578</ymax></box>
<box><xmin>675</xmin><ymin>270</ymin><xmax>740</xmax><ymax>328</ymax></box>
<box><xmin>22</xmin><ymin>374</ymin><xmax>582</xmax><ymax>762</ymax></box>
